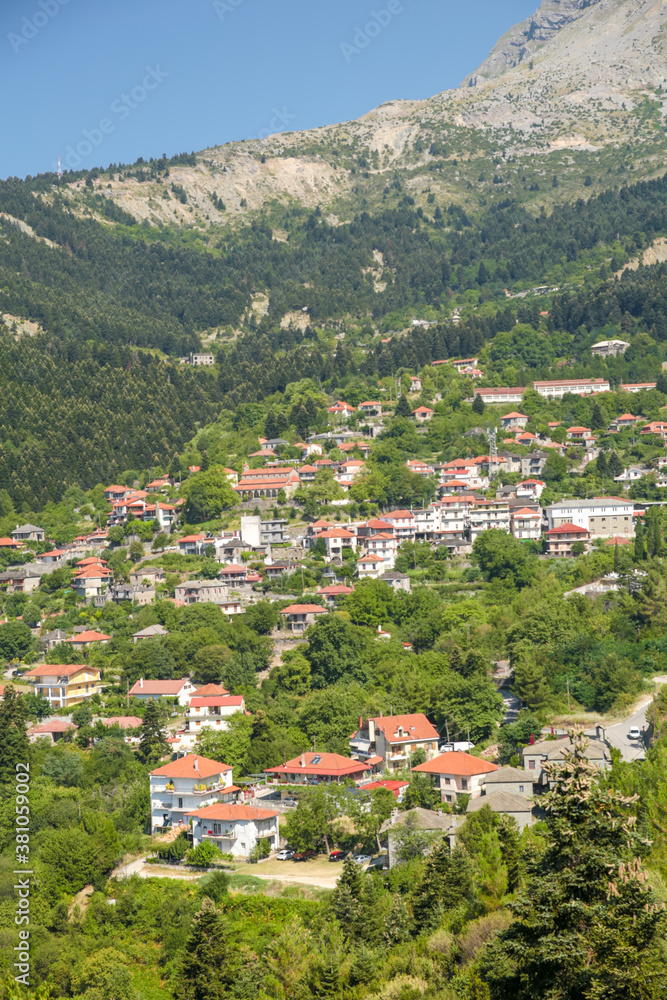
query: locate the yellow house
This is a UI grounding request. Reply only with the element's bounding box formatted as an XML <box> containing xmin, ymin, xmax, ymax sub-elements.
<box><xmin>22</xmin><ymin>664</ymin><xmax>102</xmax><ymax>709</ymax></box>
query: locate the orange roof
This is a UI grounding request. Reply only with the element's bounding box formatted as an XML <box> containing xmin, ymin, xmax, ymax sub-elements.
<box><xmin>179</xmin><ymin>534</ymin><xmax>206</xmax><ymax>543</ymax></box>
<box><xmin>265</xmin><ymin>751</ymin><xmax>371</xmax><ymax>777</ymax></box>
<box><xmin>502</xmin><ymin>412</ymin><xmax>528</xmax><ymax>419</ymax></box>
<box><xmin>413</xmin><ymin>406</ymin><xmax>435</xmax><ymax>414</ymax></box>
<box><xmin>567</xmin><ymin>426</ymin><xmax>592</xmax><ymax>433</ymax></box>
<box><xmin>0</xmin><ymin>538</ymin><xmax>22</xmax><ymax>547</ymax></box>
<box><xmin>370</xmin><ymin>713</ymin><xmax>439</xmax><ymax>743</ymax></box>
<box><xmin>384</xmin><ymin>510</ymin><xmax>414</xmax><ymax>520</ymax></box>
<box><xmin>358</xmin><ymin>553</ymin><xmax>384</xmax><ymax>563</ymax></box>
<box><xmin>318</xmin><ymin>584</ymin><xmax>353</xmax><ymax>596</ymax></box>
<box><xmin>129</xmin><ymin>678</ymin><xmax>193</xmax><ymax>696</ymax></box>
<box><xmin>312</xmin><ymin>520</ymin><xmax>334</xmax><ymax>528</ymax></box>
<box><xmin>104</xmin><ymin>485</ymin><xmax>127</xmax><ymax>492</ymax></box>
<box><xmin>318</xmin><ymin>528</ymin><xmax>356</xmax><ymax>539</ymax></box>
<box><xmin>66</xmin><ymin>630</ymin><xmax>110</xmax><ymax>643</ymax></box>
<box><xmin>413</xmin><ymin>752</ymin><xmax>498</xmax><ymax>777</ymax></box>
<box><xmin>24</xmin><ymin>664</ymin><xmax>95</xmax><ymax>678</ymax></box>
<box><xmin>280</xmin><ymin>604</ymin><xmax>327</xmax><ymax>615</ymax></box>
<box><xmin>77</xmin><ymin>557</ymin><xmax>108</xmax><ymax>566</ymax></box>
<box><xmin>546</xmin><ymin>522</ymin><xmax>589</xmax><ymax>536</ymax></box>
<box><xmin>299</xmin><ymin>465</ymin><xmax>318</xmax><ymax>473</ymax></box>
<box><xmin>186</xmin><ymin>803</ymin><xmax>279</xmax><ymax>821</ymax></box>
<box><xmin>512</xmin><ymin>507</ymin><xmax>541</xmax><ymax>518</ymax></box>
<box><xmin>189</xmin><ymin>696</ymin><xmax>245</xmax><ymax>708</ymax></box>
<box><xmin>192</xmin><ymin>683</ymin><xmax>230</xmax><ymax>697</ymax></box>
<box><xmin>151</xmin><ymin>753</ymin><xmax>231</xmax><ymax>779</ymax></box>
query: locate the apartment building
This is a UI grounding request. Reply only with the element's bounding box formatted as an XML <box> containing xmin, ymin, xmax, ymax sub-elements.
<box><xmin>532</xmin><ymin>378</ymin><xmax>610</xmax><ymax>399</ymax></box>
<box><xmin>468</xmin><ymin>499</ymin><xmax>511</xmax><ymax>541</ymax></box>
<box><xmin>546</xmin><ymin>498</ymin><xmax>635</xmax><ymax>538</ymax></box>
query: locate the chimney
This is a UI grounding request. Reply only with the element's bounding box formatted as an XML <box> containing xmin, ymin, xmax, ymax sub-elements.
<box><xmin>139</xmin><ymin>677</ymin><xmax>143</xmax><ymax>689</ymax></box>
<box><xmin>368</xmin><ymin>718</ymin><xmax>375</xmax><ymax>743</ymax></box>
<box><xmin>300</xmin><ymin>753</ymin><xmax>306</xmax><ymax>768</ymax></box>
<box><xmin>194</xmin><ymin>757</ymin><xmax>199</xmax><ymax>772</ymax></box>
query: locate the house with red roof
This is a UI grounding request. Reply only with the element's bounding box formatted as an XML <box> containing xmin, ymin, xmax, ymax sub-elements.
<box><xmin>178</xmin><ymin>533</ymin><xmax>207</xmax><ymax>556</ymax></box>
<box><xmin>516</xmin><ymin>478</ymin><xmax>545</xmax><ymax>501</ymax></box>
<box><xmin>358</xmin><ymin>401</ymin><xmax>383</xmax><ymax>417</ymax></box>
<box><xmin>150</xmin><ymin>753</ymin><xmax>233</xmax><ymax>831</ymax></box>
<box><xmin>187</xmin><ymin>802</ymin><xmax>279</xmax><ymax>857</ymax></box>
<box><xmin>22</xmin><ymin>664</ymin><xmax>102</xmax><ymax>709</ymax></box>
<box><xmin>500</xmin><ymin>412</ymin><xmax>529</xmax><ymax>431</ymax></box>
<box><xmin>65</xmin><ymin>629</ymin><xmax>111</xmax><ymax>649</ymax></box>
<box><xmin>382</xmin><ymin>509</ymin><xmax>416</xmax><ymax>541</ymax></box>
<box><xmin>412</xmin><ymin>752</ymin><xmax>499</xmax><ymax>803</ymax></box>
<box><xmin>279</xmin><ymin>604</ymin><xmax>328</xmax><ymax>633</ymax></box>
<box><xmin>317</xmin><ymin>583</ymin><xmax>353</xmax><ymax>604</ymax></box>
<box><xmin>104</xmin><ymin>485</ymin><xmax>130</xmax><ymax>502</ymax></box>
<box><xmin>567</xmin><ymin>426</ymin><xmax>595</xmax><ymax>444</ymax></box>
<box><xmin>511</xmin><ymin>507</ymin><xmax>542</xmax><ymax>541</ymax></box>
<box><xmin>545</xmin><ymin>522</ymin><xmax>591</xmax><ymax>557</ymax></box>
<box><xmin>357</xmin><ymin>552</ymin><xmax>385</xmax><ymax>579</ymax></box>
<box><xmin>350</xmin><ymin>714</ymin><xmax>441</xmax><ymax>770</ymax></box>
<box><xmin>316</xmin><ymin>527</ymin><xmax>357</xmax><ymax>563</ymax></box>
<box><xmin>298</xmin><ymin>464</ymin><xmax>318</xmax><ymax>484</ymax></box>
<box><xmin>359</xmin><ymin>779</ymin><xmax>409</xmax><ymax>802</ymax></box>
<box><xmin>327</xmin><ymin>401</ymin><xmax>356</xmax><ymax>417</ymax></box>
<box><xmin>28</xmin><ymin>719</ymin><xmax>77</xmax><ymax>743</ymax></box>
<box><xmin>264</xmin><ymin>751</ymin><xmax>373</xmax><ymax>785</ymax></box>
<box><xmin>412</xmin><ymin>406</ymin><xmax>435</xmax><ymax>423</ymax></box>
<box><xmin>129</xmin><ymin>677</ymin><xmax>197</xmax><ymax>706</ymax></box>
<box><xmin>181</xmin><ymin>694</ymin><xmax>247</xmax><ymax>747</ymax></box>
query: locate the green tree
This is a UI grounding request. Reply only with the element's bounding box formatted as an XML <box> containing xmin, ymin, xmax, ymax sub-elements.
<box><xmin>242</xmin><ymin>601</ymin><xmax>280</xmax><ymax>634</ymax></box>
<box><xmin>137</xmin><ymin>699</ymin><xmax>170</xmax><ymax>765</ymax></box>
<box><xmin>0</xmin><ymin>621</ymin><xmax>33</xmax><ymax>661</ymax></box>
<box><xmin>182</xmin><ymin>468</ymin><xmax>237</xmax><ymax>522</ymax></box>
<box><xmin>512</xmin><ymin>653</ymin><xmax>550</xmax><ymax>711</ymax></box>
<box><xmin>304</xmin><ymin>615</ymin><xmax>364</xmax><ymax>687</ymax></box>
<box><xmin>473</xmin><ymin>530</ymin><xmax>536</xmax><ymax>588</ymax></box>
<box><xmin>188</xmin><ymin>839</ymin><xmax>221</xmax><ymax>867</ymax></box>
<box><xmin>489</xmin><ymin>735</ymin><xmax>667</xmax><ymax>1000</ymax></box>
<box><xmin>0</xmin><ymin>686</ymin><xmax>30</xmax><ymax>784</ymax></box>
<box><xmin>21</xmin><ymin>601</ymin><xmax>41</xmax><ymax>628</ymax></box>
<box><xmin>635</xmin><ymin>515</ymin><xmax>646</xmax><ymax>562</ymax></box>
<box><xmin>472</xmin><ymin>393</ymin><xmax>485</xmax><ymax>415</ymax></box>
<box><xmin>72</xmin><ymin>947</ymin><xmax>135</xmax><ymax>1000</ymax></box>
<box><xmin>174</xmin><ymin>900</ymin><xmax>236</xmax><ymax>1000</ymax></box>
<box><xmin>272</xmin><ymin>647</ymin><xmax>311</xmax><ymax>695</ymax></box>
<box><xmin>395</xmin><ymin>394</ymin><xmax>412</xmax><ymax>418</ymax></box>
<box><xmin>128</xmin><ymin>539</ymin><xmax>144</xmax><ymax>563</ymax></box>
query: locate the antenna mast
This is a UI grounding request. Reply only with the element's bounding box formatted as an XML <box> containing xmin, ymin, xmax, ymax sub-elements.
<box><xmin>487</xmin><ymin>427</ymin><xmax>498</xmax><ymax>480</ymax></box>
<box><xmin>57</xmin><ymin>157</ymin><xmax>63</xmax><ymax>180</ymax></box>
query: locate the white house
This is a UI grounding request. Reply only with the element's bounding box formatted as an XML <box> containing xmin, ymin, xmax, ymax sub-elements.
<box><xmin>180</xmin><ymin>697</ymin><xmax>246</xmax><ymax>748</ymax></box>
<box><xmin>412</xmin><ymin>752</ymin><xmax>499</xmax><ymax>804</ymax></box>
<box><xmin>511</xmin><ymin>507</ymin><xmax>542</xmax><ymax>541</ymax></box>
<box><xmin>149</xmin><ymin>753</ymin><xmax>233</xmax><ymax>831</ymax></box>
<box><xmin>22</xmin><ymin>664</ymin><xmax>102</xmax><ymax>710</ymax></box>
<box><xmin>129</xmin><ymin>678</ymin><xmax>197</xmax><ymax>706</ymax></box>
<box><xmin>186</xmin><ymin>803</ymin><xmax>279</xmax><ymax>858</ymax></box>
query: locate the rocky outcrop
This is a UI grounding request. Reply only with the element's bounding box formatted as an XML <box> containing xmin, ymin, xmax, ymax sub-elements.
<box><xmin>462</xmin><ymin>0</ymin><xmax>605</xmax><ymax>86</ymax></box>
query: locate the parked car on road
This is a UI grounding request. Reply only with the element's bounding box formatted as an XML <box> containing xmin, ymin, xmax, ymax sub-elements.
<box><xmin>293</xmin><ymin>849</ymin><xmax>317</xmax><ymax>862</ymax></box>
<box><xmin>628</xmin><ymin>726</ymin><xmax>641</xmax><ymax>740</ymax></box>
<box><xmin>276</xmin><ymin>849</ymin><xmax>294</xmax><ymax>860</ymax></box>
<box><xmin>329</xmin><ymin>850</ymin><xmax>346</xmax><ymax>862</ymax></box>
<box><xmin>352</xmin><ymin>853</ymin><xmax>372</xmax><ymax>865</ymax></box>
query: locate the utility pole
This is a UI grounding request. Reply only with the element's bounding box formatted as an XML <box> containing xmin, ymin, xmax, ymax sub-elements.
<box><xmin>445</xmin><ymin>719</ymin><xmax>450</xmax><ymax>745</ymax></box>
<box><xmin>566</xmin><ymin>678</ymin><xmax>571</xmax><ymax>712</ymax></box>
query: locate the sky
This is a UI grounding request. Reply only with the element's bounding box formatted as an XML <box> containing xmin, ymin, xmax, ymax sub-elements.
<box><xmin>0</xmin><ymin>0</ymin><xmax>538</xmax><ymax>180</ymax></box>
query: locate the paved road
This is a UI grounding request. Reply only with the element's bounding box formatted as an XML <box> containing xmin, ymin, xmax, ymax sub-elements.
<box><xmin>605</xmin><ymin>675</ymin><xmax>667</xmax><ymax>762</ymax></box>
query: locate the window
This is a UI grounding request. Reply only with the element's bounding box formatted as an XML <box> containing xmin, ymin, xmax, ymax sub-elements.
<box><xmin>178</xmin><ymin>798</ymin><xmax>183</xmax><ymax>808</ymax></box>
<box><xmin>445</xmin><ymin>795</ymin><xmax>452</xmax><ymax>803</ymax></box>
<box><xmin>461</xmin><ymin>779</ymin><xmax>468</xmax><ymax>790</ymax></box>
<box><xmin>528</xmin><ymin>760</ymin><xmax>536</xmax><ymax>770</ymax></box>
<box><xmin>443</xmin><ymin>777</ymin><xmax>451</xmax><ymax>785</ymax></box>
<box><xmin>519</xmin><ymin>785</ymin><xmax>524</xmax><ymax>793</ymax></box>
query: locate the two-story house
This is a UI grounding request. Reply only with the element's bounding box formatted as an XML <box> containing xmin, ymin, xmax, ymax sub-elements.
<box><xmin>180</xmin><ymin>695</ymin><xmax>246</xmax><ymax>748</ymax></box>
<box><xmin>150</xmin><ymin>753</ymin><xmax>233</xmax><ymax>831</ymax></box>
<box><xmin>264</xmin><ymin>751</ymin><xmax>372</xmax><ymax>785</ymax></box>
<box><xmin>412</xmin><ymin>752</ymin><xmax>498</xmax><ymax>802</ymax></box>
<box><xmin>187</xmin><ymin>803</ymin><xmax>279</xmax><ymax>857</ymax></box>
<box><xmin>23</xmin><ymin>664</ymin><xmax>102</xmax><ymax>709</ymax></box>
<box><xmin>279</xmin><ymin>604</ymin><xmax>328</xmax><ymax>634</ymax></box>
<box><xmin>523</xmin><ymin>733</ymin><xmax>611</xmax><ymax>787</ymax></box>
<box><xmin>511</xmin><ymin>507</ymin><xmax>542</xmax><ymax>541</ymax></box>
<box><xmin>545</xmin><ymin>522</ymin><xmax>591</xmax><ymax>557</ymax></box>
<box><xmin>317</xmin><ymin>527</ymin><xmax>357</xmax><ymax>563</ymax></box>
<box><xmin>129</xmin><ymin>677</ymin><xmax>196</xmax><ymax>706</ymax></box>
<box><xmin>350</xmin><ymin>714</ymin><xmax>440</xmax><ymax>769</ymax></box>
<box><xmin>12</xmin><ymin>523</ymin><xmax>46</xmax><ymax>543</ymax></box>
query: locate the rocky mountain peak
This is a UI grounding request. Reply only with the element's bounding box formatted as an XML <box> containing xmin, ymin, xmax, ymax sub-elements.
<box><xmin>462</xmin><ymin>0</ymin><xmax>605</xmax><ymax>86</ymax></box>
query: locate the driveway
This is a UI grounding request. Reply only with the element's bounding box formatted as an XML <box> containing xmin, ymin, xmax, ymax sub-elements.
<box><xmin>605</xmin><ymin>675</ymin><xmax>667</xmax><ymax>762</ymax></box>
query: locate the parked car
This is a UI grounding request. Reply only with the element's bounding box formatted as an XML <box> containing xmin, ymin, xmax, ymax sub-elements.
<box><xmin>352</xmin><ymin>854</ymin><xmax>372</xmax><ymax>865</ymax></box>
<box><xmin>628</xmin><ymin>726</ymin><xmax>641</xmax><ymax>740</ymax></box>
<box><xmin>276</xmin><ymin>849</ymin><xmax>295</xmax><ymax>860</ymax></box>
<box><xmin>329</xmin><ymin>850</ymin><xmax>346</xmax><ymax>862</ymax></box>
<box><xmin>293</xmin><ymin>848</ymin><xmax>317</xmax><ymax>862</ymax></box>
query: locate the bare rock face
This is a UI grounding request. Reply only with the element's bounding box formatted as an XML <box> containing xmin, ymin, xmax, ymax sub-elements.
<box><xmin>462</xmin><ymin>0</ymin><xmax>605</xmax><ymax>86</ymax></box>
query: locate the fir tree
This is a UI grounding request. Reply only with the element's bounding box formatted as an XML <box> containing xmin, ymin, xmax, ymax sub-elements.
<box><xmin>613</xmin><ymin>540</ymin><xmax>620</xmax><ymax>573</ymax></box>
<box><xmin>358</xmin><ymin>873</ymin><xmax>384</xmax><ymax>946</ymax></box>
<box><xmin>634</xmin><ymin>516</ymin><xmax>646</xmax><ymax>562</ymax></box>
<box><xmin>349</xmin><ymin>949</ymin><xmax>376</xmax><ymax>987</ymax></box>
<box><xmin>174</xmin><ymin>900</ymin><xmax>236</xmax><ymax>1000</ymax></box>
<box><xmin>472</xmin><ymin>393</ymin><xmax>485</xmax><ymax>415</ymax></box>
<box><xmin>497</xmin><ymin>814</ymin><xmax>521</xmax><ymax>893</ymax></box>
<box><xmin>384</xmin><ymin>893</ymin><xmax>413</xmax><ymax>944</ymax></box>
<box><xmin>0</xmin><ymin>685</ymin><xmax>30</xmax><ymax>784</ymax></box>
<box><xmin>395</xmin><ymin>394</ymin><xmax>412</xmax><ymax>418</ymax></box>
<box><xmin>137</xmin><ymin>699</ymin><xmax>170</xmax><ymax>765</ymax></box>
<box><xmin>489</xmin><ymin>735</ymin><xmax>667</xmax><ymax>1000</ymax></box>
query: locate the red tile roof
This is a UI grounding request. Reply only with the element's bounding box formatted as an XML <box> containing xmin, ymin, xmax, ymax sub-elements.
<box><xmin>65</xmin><ymin>630</ymin><xmax>110</xmax><ymax>643</ymax></box>
<box><xmin>24</xmin><ymin>664</ymin><xmax>96</xmax><ymax>678</ymax></box>
<box><xmin>280</xmin><ymin>604</ymin><xmax>327</xmax><ymax>615</ymax></box>
<box><xmin>370</xmin><ymin>713</ymin><xmax>439</xmax><ymax>744</ymax></box>
<box><xmin>189</xmin><ymin>696</ymin><xmax>245</xmax><ymax>708</ymax></box>
<box><xmin>192</xmin><ymin>684</ymin><xmax>230</xmax><ymax>697</ymax></box>
<box><xmin>361</xmin><ymin>780</ymin><xmax>409</xmax><ymax>796</ymax></box>
<box><xmin>100</xmin><ymin>716</ymin><xmax>143</xmax><ymax>729</ymax></box>
<box><xmin>546</xmin><ymin>522</ymin><xmax>589</xmax><ymax>536</ymax></box>
<box><xmin>129</xmin><ymin>678</ymin><xmax>193</xmax><ymax>696</ymax></box>
<box><xmin>151</xmin><ymin>753</ymin><xmax>231</xmax><ymax>778</ymax></box>
<box><xmin>186</xmin><ymin>803</ymin><xmax>279</xmax><ymax>821</ymax></box>
<box><xmin>413</xmin><ymin>752</ymin><xmax>498</xmax><ymax>777</ymax></box>
<box><xmin>265</xmin><ymin>751</ymin><xmax>371</xmax><ymax>777</ymax></box>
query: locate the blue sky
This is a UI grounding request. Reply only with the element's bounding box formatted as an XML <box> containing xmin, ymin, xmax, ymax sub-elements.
<box><xmin>0</xmin><ymin>0</ymin><xmax>537</xmax><ymax>179</ymax></box>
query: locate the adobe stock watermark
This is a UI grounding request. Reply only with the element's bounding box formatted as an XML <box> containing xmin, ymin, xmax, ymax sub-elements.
<box><xmin>14</xmin><ymin>762</ymin><xmax>31</xmax><ymax>987</ymax></box>
<box><xmin>257</xmin><ymin>107</ymin><xmax>296</xmax><ymax>144</ymax></box>
<box><xmin>213</xmin><ymin>0</ymin><xmax>246</xmax><ymax>22</ymax></box>
<box><xmin>55</xmin><ymin>65</ymin><xmax>169</xmax><ymax>172</ymax></box>
<box><xmin>341</xmin><ymin>0</ymin><xmax>417</xmax><ymax>64</ymax></box>
<box><xmin>8</xmin><ymin>0</ymin><xmax>72</xmax><ymax>54</ymax></box>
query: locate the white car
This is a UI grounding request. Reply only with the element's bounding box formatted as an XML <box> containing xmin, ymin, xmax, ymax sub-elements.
<box><xmin>628</xmin><ymin>727</ymin><xmax>641</xmax><ymax>740</ymax></box>
<box><xmin>276</xmin><ymin>849</ymin><xmax>294</xmax><ymax>860</ymax></box>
